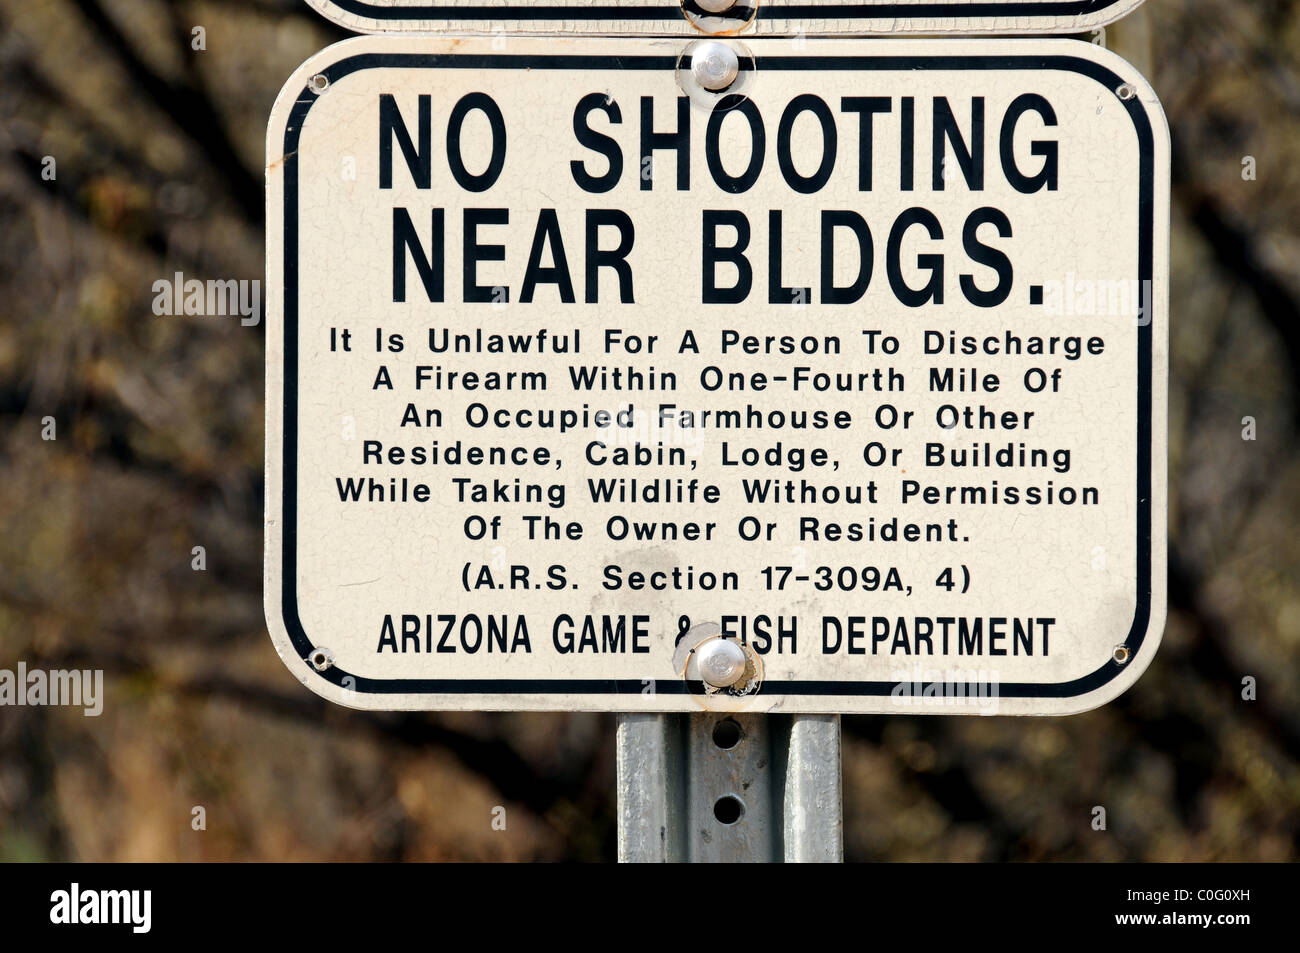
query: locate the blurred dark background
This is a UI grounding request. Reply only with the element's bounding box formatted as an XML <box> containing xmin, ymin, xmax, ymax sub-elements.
<box><xmin>0</xmin><ymin>0</ymin><xmax>1296</xmax><ymax>861</ymax></box>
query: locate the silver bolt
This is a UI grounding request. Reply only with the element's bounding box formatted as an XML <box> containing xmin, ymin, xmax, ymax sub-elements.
<box><xmin>696</xmin><ymin>0</ymin><xmax>738</xmax><ymax>12</ymax></box>
<box><xmin>691</xmin><ymin>41</ymin><xmax>739</xmax><ymax>92</ymax></box>
<box><xmin>308</xmin><ymin>647</ymin><xmax>334</xmax><ymax>671</ymax></box>
<box><xmin>697</xmin><ymin>639</ymin><xmax>748</xmax><ymax>688</ymax></box>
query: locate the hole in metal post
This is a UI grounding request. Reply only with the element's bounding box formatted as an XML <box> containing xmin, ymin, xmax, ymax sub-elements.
<box><xmin>712</xmin><ymin>719</ymin><xmax>742</xmax><ymax>750</ymax></box>
<box><xmin>713</xmin><ymin>795</ymin><xmax>744</xmax><ymax>825</ymax></box>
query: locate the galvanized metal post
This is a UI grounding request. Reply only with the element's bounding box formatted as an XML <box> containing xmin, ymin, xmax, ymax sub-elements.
<box><xmin>616</xmin><ymin>713</ymin><xmax>842</xmax><ymax>863</ymax></box>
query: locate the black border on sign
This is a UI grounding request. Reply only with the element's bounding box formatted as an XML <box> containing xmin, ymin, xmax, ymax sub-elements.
<box><xmin>277</xmin><ymin>51</ymin><xmax>1157</xmax><ymax>701</ymax></box>
<box><xmin>318</xmin><ymin>1</ymin><xmax>1134</xmax><ymax>25</ymax></box>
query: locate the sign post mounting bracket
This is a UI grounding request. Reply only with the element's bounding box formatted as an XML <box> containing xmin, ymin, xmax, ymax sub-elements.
<box><xmin>617</xmin><ymin>712</ymin><xmax>842</xmax><ymax>862</ymax></box>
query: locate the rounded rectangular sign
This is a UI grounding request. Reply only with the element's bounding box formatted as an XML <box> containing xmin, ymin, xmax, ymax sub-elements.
<box><xmin>265</xmin><ymin>35</ymin><xmax>1168</xmax><ymax>714</ymax></box>
<box><xmin>306</xmin><ymin>0</ymin><xmax>1147</xmax><ymax>35</ymax></box>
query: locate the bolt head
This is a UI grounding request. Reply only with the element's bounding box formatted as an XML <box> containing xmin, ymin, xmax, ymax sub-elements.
<box><xmin>697</xmin><ymin>639</ymin><xmax>747</xmax><ymax>688</ymax></box>
<box><xmin>695</xmin><ymin>0</ymin><xmax>738</xmax><ymax>12</ymax></box>
<box><xmin>691</xmin><ymin>41</ymin><xmax>739</xmax><ymax>92</ymax></box>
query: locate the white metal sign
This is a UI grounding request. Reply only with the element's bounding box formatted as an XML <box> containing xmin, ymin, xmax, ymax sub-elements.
<box><xmin>265</xmin><ymin>35</ymin><xmax>1168</xmax><ymax>715</ymax></box>
<box><xmin>305</xmin><ymin>0</ymin><xmax>1147</xmax><ymax>35</ymax></box>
